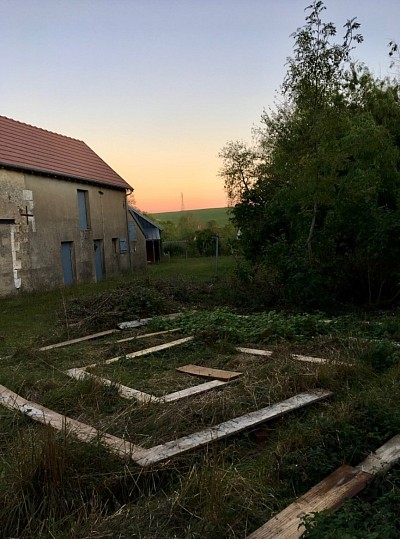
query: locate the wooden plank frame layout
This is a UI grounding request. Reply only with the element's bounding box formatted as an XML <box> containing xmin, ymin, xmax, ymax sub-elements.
<box><xmin>246</xmin><ymin>435</ymin><xmax>400</xmax><ymax>539</ymax></box>
<box><xmin>0</xmin><ymin>385</ymin><xmax>332</xmax><ymax>467</ymax></box>
<box><xmin>65</xmin><ymin>335</ymin><xmax>231</xmax><ymax>404</ymax></box>
<box><xmin>65</xmin><ymin>367</ymin><xmax>229</xmax><ymax>404</ymax></box>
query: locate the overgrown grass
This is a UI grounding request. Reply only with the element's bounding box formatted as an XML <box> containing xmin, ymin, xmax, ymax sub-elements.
<box><xmin>2</xmin><ymin>259</ymin><xmax>400</xmax><ymax>537</ymax></box>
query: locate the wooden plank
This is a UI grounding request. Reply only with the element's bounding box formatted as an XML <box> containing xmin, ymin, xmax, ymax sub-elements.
<box><xmin>356</xmin><ymin>434</ymin><xmax>400</xmax><ymax>475</ymax></box>
<box><xmin>237</xmin><ymin>347</ymin><xmax>352</xmax><ymax>366</ymax></box>
<box><xmin>237</xmin><ymin>347</ymin><xmax>273</xmax><ymax>357</ymax></box>
<box><xmin>103</xmin><ymin>336</ymin><xmax>194</xmax><ymax>366</ymax></box>
<box><xmin>246</xmin><ymin>465</ymin><xmax>372</xmax><ymax>539</ymax></box>
<box><xmin>117</xmin><ymin>313</ymin><xmax>182</xmax><ymax>330</ymax></box>
<box><xmin>246</xmin><ymin>434</ymin><xmax>400</xmax><ymax>538</ymax></box>
<box><xmin>66</xmin><ymin>369</ymin><xmax>229</xmax><ymax>404</ymax></box>
<box><xmin>292</xmin><ymin>354</ymin><xmax>352</xmax><ymax>366</ymax></box>
<box><xmin>0</xmin><ymin>385</ymin><xmax>332</xmax><ymax>469</ymax></box>
<box><xmin>116</xmin><ymin>328</ymin><xmax>181</xmax><ymax>344</ymax></box>
<box><xmin>176</xmin><ymin>364</ymin><xmax>242</xmax><ymax>381</ymax></box>
<box><xmin>0</xmin><ymin>384</ymin><xmax>148</xmax><ymax>460</ymax></box>
<box><xmin>65</xmin><ymin>369</ymin><xmax>158</xmax><ymax>403</ymax></box>
<box><xmin>39</xmin><ymin>329</ymin><xmax>119</xmax><ymax>351</ymax></box>
<box><xmin>135</xmin><ymin>389</ymin><xmax>332</xmax><ymax>466</ymax></box>
<box><xmin>160</xmin><ymin>380</ymin><xmax>228</xmax><ymax>402</ymax></box>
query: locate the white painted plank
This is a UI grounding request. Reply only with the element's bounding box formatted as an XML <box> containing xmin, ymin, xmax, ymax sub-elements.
<box><xmin>103</xmin><ymin>336</ymin><xmax>194</xmax><ymax>366</ymax></box>
<box><xmin>160</xmin><ymin>380</ymin><xmax>228</xmax><ymax>402</ymax></box>
<box><xmin>236</xmin><ymin>347</ymin><xmax>273</xmax><ymax>357</ymax></box>
<box><xmin>66</xmin><ymin>369</ymin><xmax>229</xmax><ymax>404</ymax></box>
<box><xmin>65</xmin><ymin>368</ymin><xmax>157</xmax><ymax>403</ymax></box>
<box><xmin>118</xmin><ymin>313</ymin><xmax>182</xmax><ymax>330</ymax></box>
<box><xmin>292</xmin><ymin>354</ymin><xmax>351</xmax><ymax>366</ymax></box>
<box><xmin>135</xmin><ymin>389</ymin><xmax>332</xmax><ymax>466</ymax></box>
<box><xmin>237</xmin><ymin>347</ymin><xmax>351</xmax><ymax>366</ymax></box>
<box><xmin>0</xmin><ymin>384</ymin><xmax>148</xmax><ymax>460</ymax></box>
<box><xmin>356</xmin><ymin>434</ymin><xmax>400</xmax><ymax>475</ymax></box>
<box><xmin>116</xmin><ymin>328</ymin><xmax>181</xmax><ymax>343</ymax></box>
<box><xmin>39</xmin><ymin>329</ymin><xmax>120</xmax><ymax>351</ymax></box>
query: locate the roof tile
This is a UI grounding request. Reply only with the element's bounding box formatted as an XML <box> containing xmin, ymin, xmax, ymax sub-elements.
<box><xmin>0</xmin><ymin>115</ymin><xmax>131</xmax><ymax>190</ymax></box>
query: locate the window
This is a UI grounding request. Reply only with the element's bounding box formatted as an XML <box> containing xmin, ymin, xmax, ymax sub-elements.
<box><xmin>112</xmin><ymin>237</ymin><xmax>119</xmax><ymax>254</ymax></box>
<box><xmin>119</xmin><ymin>237</ymin><xmax>128</xmax><ymax>253</ymax></box>
<box><xmin>77</xmin><ymin>190</ymin><xmax>90</xmax><ymax>229</ymax></box>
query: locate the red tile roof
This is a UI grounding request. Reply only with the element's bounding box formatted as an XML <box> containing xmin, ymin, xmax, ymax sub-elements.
<box><xmin>0</xmin><ymin>115</ymin><xmax>132</xmax><ymax>190</ymax></box>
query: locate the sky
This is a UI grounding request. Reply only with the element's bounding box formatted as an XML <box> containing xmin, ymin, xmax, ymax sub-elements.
<box><xmin>1</xmin><ymin>0</ymin><xmax>400</xmax><ymax>213</ymax></box>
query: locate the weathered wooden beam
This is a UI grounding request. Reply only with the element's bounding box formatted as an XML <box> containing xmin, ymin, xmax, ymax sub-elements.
<box><xmin>65</xmin><ymin>368</ymin><xmax>158</xmax><ymax>403</ymax></box>
<box><xmin>246</xmin><ymin>465</ymin><xmax>372</xmax><ymax>539</ymax></box>
<box><xmin>39</xmin><ymin>329</ymin><xmax>120</xmax><ymax>351</ymax></box>
<box><xmin>246</xmin><ymin>434</ymin><xmax>400</xmax><ymax>538</ymax></box>
<box><xmin>65</xmin><ymin>368</ymin><xmax>228</xmax><ymax>404</ymax></box>
<box><xmin>102</xmin><ymin>336</ymin><xmax>194</xmax><ymax>366</ymax></box>
<box><xmin>356</xmin><ymin>434</ymin><xmax>400</xmax><ymax>475</ymax></box>
<box><xmin>0</xmin><ymin>385</ymin><xmax>332</xmax><ymax>468</ymax></box>
<box><xmin>237</xmin><ymin>347</ymin><xmax>351</xmax><ymax>366</ymax></box>
<box><xmin>135</xmin><ymin>389</ymin><xmax>332</xmax><ymax>466</ymax></box>
<box><xmin>117</xmin><ymin>313</ymin><xmax>182</xmax><ymax>330</ymax></box>
<box><xmin>116</xmin><ymin>328</ymin><xmax>181</xmax><ymax>343</ymax></box>
<box><xmin>176</xmin><ymin>364</ymin><xmax>242</xmax><ymax>381</ymax></box>
<box><xmin>159</xmin><ymin>380</ymin><xmax>228</xmax><ymax>402</ymax></box>
<box><xmin>236</xmin><ymin>347</ymin><xmax>273</xmax><ymax>357</ymax></box>
<box><xmin>0</xmin><ymin>384</ymin><xmax>147</xmax><ymax>460</ymax></box>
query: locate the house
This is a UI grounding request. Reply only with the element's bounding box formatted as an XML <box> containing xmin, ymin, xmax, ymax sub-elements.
<box><xmin>128</xmin><ymin>207</ymin><xmax>162</xmax><ymax>263</ymax></box>
<box><xmin>0</xmin><ymin>115</ymin><xmax>146</xmax><ymax>295</ymax></box>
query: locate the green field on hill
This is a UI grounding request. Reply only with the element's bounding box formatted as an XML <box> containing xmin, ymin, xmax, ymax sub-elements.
<box><xmin>152</xmin><ymin>207</ymin><xmax>231</xmax><ymax>226</ymax></box>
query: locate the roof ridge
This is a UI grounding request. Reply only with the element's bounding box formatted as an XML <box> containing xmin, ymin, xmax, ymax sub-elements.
<box><xmin>0</xmin><ymin>115</ymin><xmax>83</xmax><ymax>143</ymax></box>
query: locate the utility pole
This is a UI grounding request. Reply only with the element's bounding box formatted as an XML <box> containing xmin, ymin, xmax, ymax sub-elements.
<box><xmin>180</xmin><ymin>193</ymin><xmax>185</xmax><ymax>212</ymax></box>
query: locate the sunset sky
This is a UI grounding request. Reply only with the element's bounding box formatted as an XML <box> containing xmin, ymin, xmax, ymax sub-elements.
<box><xmin>1</xmin><ymin>0</ymin><xmax>399</xmax><ymax>212</ymax></box>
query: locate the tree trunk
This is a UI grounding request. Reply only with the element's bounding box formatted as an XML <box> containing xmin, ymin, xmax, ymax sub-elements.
<box><xmin>307</xmin><ymin>202</ymin><xmax>317</xmax><ymax>260</ymax></box>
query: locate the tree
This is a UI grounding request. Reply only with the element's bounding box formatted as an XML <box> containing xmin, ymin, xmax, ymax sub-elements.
<box><xmin>218</xmin><ymin>140</ymin><xmax>262</xmax><ymax>206</ymax></box>
<box><xmin>221</xmin><ymin>1</ymin><xmax>400</xmax><ymax>306</ymax></box>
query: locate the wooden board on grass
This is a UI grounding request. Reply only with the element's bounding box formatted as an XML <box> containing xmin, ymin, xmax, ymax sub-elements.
<box><xmin>0</xmin><ymin>384</ymin><xmax>148</xmax><ymax>461</ymax></box>
<box><xmin>116</xmin><ymin>328</ymin><xmax>181</xmax><ymax>343</ymax></box>
<box><xmin>176</xmin><ymin>364</ymin><xmax>242</xmax><ymax>381</ymax></box>
<box><xmin>135</xmin><ymin>389</ymin><xmax>332</xmax><ymax>466</ymax></box>
<box><xmin>236</xmin><ymin>347</ymin><xmax>273</xmax><ymax>357</ymax></box>
<box><xmin>65</xmin><ymin>368</ymin><xmax>229</xmax><ymax>404</ymax></box>
<box><xmin>246</xmin><ymin>434</ymin><xmax>400</xmax><ymax>538</ymax></box>
<box><xmin>246</xmin><ymin>465</ymin><xmax>372</xmax><ymax>539</ymax></box>
<box><xmin>0</xmin><ymin>385</ymin><xmax>332</xmax><ymax>468</ymax></box>
<box><xmin>39</xmin><ymin>329</ymin><xmax>119</xmax><ymax>351</ymax></box>
<box><xmin>65</xmin><ymin>368</ymin><xmax>158</xmax><ymax>403</ymax></box>
<box><xmin>103</xmin><ymin>336</ymin><xmax>194</xmax><ymax>366</ymax></box>
<box><xmin>160</xmin><ymin>380</ymin><xmax>228</xmax><ymax>402</ymax></box>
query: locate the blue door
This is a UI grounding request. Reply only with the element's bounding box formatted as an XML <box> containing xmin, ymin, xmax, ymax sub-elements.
<box><xmin>61</xmin><ymin>242</ymin><xmax>74</xmax><ymax>285</ymax></box>
<box><xmin>94</xmin><ymin>240</ymin><xmax>104</xmax><ymax>282</ymax></box>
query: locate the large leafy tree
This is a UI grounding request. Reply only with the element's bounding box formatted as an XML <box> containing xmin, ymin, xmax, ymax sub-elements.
<box><xmin>220</xmin><ymin>1</ymin><xmax>400</xmax><ymax>306</ymax></box>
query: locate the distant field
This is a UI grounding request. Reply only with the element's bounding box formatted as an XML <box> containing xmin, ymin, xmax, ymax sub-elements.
<box><xmin>152</xmin><ymin>207</ymin><xmax>231</xmax><ymax>226</ymax></box>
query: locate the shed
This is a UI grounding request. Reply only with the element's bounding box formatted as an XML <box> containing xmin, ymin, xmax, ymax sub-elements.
<box><xmin>129</xmin><ymin>207</ymin><xmax>162</xmax><ymax>263</ymax></box>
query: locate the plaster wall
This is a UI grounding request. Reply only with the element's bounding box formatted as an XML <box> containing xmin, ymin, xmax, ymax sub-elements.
<box><xmin>0</xmin><ymin>170</ymin><xmax>144</xmax><ymax>294</ymax></box>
